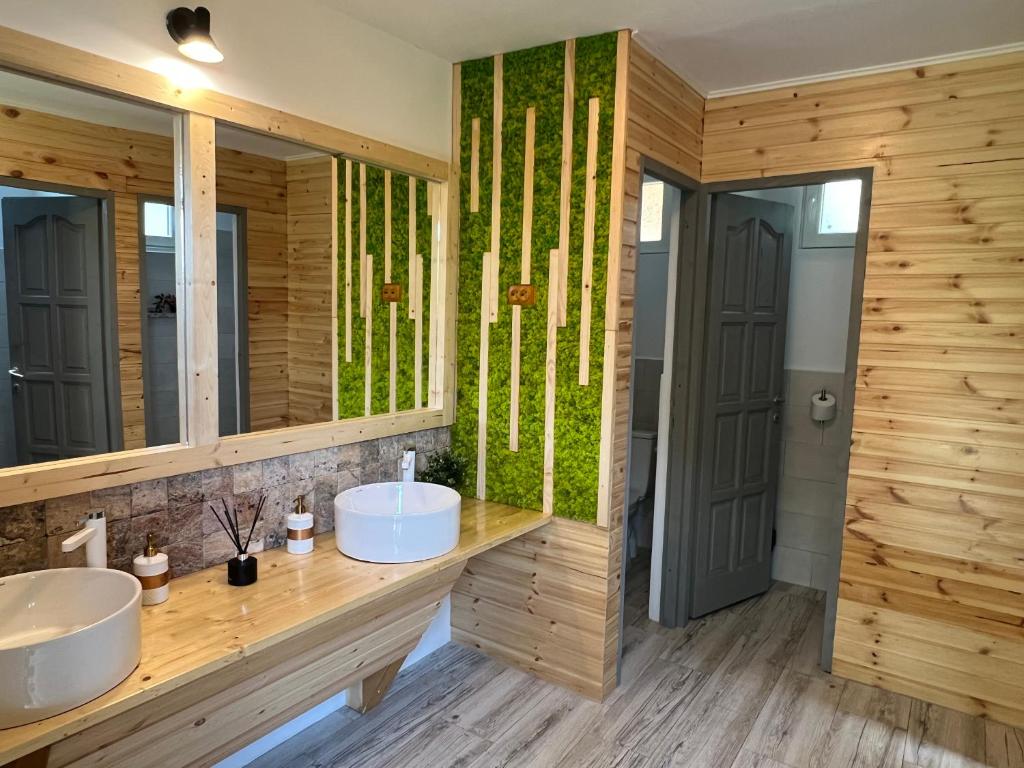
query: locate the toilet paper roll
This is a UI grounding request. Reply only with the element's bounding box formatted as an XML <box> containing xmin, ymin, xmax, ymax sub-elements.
<box><xmin>810</xmin><ymin>392</ymin><xmax>837</xmax><ymax>422</ymax></box>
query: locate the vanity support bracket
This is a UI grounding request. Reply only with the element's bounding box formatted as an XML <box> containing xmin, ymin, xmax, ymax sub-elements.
<box><xmin>345</xmin><ymin>655</ymin><xmax>408</xmax><ymax>714</ymax></box>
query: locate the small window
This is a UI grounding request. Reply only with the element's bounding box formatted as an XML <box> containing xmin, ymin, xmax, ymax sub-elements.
<box><xmin>640</xmin><ymin>180</ymin><xmax>665</xmax><ymax>243</ymax></box>
<box><xmin>801</xmin><ymin>179</ymin><xmax>861</xmax><ymax>248</ymax></box>
<box><xmin>143</xmin><ymin>201</ymin><xmax>175</xmax><ymax>239</ymax></box>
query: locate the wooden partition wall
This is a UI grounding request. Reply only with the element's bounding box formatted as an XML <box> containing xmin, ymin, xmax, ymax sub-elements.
<box><xmin>452</xmin><ymin>31</ymin><xmax>707</xmax><ymax>700</ymax></box>
<box><xmin>702</xmin><ymin>52</ymin><xmax>1024</xmax><ymax>726</ymax></box>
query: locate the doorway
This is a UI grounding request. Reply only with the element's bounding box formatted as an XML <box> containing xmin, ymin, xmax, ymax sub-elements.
<box><xmin>138</xmin><ymin>198</ymin><xmax>249</xmax><ymax>444</ymax></box>
<box><xmin>649</xmin><ymin>168</ymin><xmax>871</xmax><ymax>672</ymax></box>
<box><xmin>0</xmin><ymin>180</ymin><xmax>121</xmax><ymax>466</ymax></box>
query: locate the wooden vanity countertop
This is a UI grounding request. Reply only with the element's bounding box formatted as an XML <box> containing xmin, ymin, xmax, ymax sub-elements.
<box><xmin>0</xmin><ymin>498</ymin><xmax>549</xmax><ymax>765</ymax></box>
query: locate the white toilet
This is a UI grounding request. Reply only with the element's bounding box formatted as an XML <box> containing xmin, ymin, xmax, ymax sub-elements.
<box><xmin>627</xmin><ymin>429</ymin><xmax>657</xmax><ymax>558</ymax></box>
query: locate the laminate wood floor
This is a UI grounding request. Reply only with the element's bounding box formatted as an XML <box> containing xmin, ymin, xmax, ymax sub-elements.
<box><xmin>248</xmin><ymin>564</ymin><xmax>1023</xmax><ymax>768</ymax></box>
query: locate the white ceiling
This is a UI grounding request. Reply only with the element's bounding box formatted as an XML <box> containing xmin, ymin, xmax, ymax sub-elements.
<box><xmin>0</xmin><ymin>70</ymin><xmax>323</xmax><ymax>160</ymax></box>
<box><xmin>327</xmin><ymin>0</ymin><xmax>1024</xmax><ymax>94</ymax></box>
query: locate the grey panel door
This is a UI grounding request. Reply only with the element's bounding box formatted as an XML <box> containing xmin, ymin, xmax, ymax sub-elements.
<box><xmin>3</xmin><ymin>196</ymin><xmax>109</xmax><ymax>463</ymax></box>
<box><xmin>691</xmin><ymin>193</ymin><xmax>793</xmax><ymax>617</ymax></box>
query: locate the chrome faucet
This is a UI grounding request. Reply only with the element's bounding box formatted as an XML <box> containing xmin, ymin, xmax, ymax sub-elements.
<box><xmin>401</xmin><ymin>450</ymin><xmax>416</xmax><ymax>482</ymax></box>
<box><xmin>61</xmin><ymin>510</ymin><xmax>107</xmax><ymax>568</ymax></box>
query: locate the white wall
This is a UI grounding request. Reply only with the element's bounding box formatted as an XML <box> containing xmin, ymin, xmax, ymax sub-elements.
<box><xmin>737</xmin><ymin>187</ymin><xmax>854</xmax><ymax>373</ymax></box>
<box><xmin>0</xmin><ymin>0</ymin><xmax>452</xmax><ymax>160</ymax></box>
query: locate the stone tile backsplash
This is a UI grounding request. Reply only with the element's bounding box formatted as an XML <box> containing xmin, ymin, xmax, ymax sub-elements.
<box><xmin>0</xmin><ymin>427</ymin><xmax>450</xmax><ymax>579</ymax></box>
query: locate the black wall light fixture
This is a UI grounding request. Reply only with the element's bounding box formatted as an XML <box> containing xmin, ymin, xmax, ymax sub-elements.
<box><xmin>166</xmin><ymin>6</ymin><xmax>224</xmax><ymax>63</ymax></box>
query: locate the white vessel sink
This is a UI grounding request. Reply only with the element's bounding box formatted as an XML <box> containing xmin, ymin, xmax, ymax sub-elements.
<box><xmin>335</xmin><ymin>482</ymin><xmax>461</xmax><ymax>563</ymax></box>
<box><xmin>0</xmin><ymin>568</ymin><xmax>142</xmax><ymax>729</ymax></box>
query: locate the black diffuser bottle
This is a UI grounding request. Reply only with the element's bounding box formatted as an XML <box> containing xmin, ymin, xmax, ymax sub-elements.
<box><xmin>209</xmin><ymin>495</ymin><xmax>266</xmax><ymax>587</ymax></box>
<box><xmin>227</xmin><ymin>552</ymin><xmax>258</xmax><ymax>586</ymax></box>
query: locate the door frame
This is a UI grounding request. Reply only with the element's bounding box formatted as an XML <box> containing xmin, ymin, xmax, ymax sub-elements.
<box><xmin>137</xmin><ymin>196</ymin><xmax>251</xmax><ymax>441</ymax></box>
<box><xmin>616</xmin><ymin>156</ymin><xmax>700</xmax><ymax>679</ymax></box>
<box><xmin>0</xmin><ymin>174</ymin><xmax>123</xmax><ymax>456</ymax></box>
<box><xmin>658</xmin><ymin>167</ymin><xmax>874</xmax><ymax>672</ymax></box>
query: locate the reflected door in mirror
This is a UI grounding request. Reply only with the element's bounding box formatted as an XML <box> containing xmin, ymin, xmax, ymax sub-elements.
<box><xmin>2</xmin><ymin>195</ymin><xmax>116</xmax><ymax>463</ymax></box>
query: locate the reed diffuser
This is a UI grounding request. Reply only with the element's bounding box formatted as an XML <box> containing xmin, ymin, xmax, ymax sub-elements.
<box><xmin>209</xmin><ymin>495</ymin><xmax>266</xmax><ymax>586</ymax></box>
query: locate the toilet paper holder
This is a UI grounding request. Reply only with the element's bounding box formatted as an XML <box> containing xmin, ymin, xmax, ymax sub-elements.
<box><xmin>810</xmin><ymin>388</ymin><xmax>837</xmax><ymax>422</ymax></box>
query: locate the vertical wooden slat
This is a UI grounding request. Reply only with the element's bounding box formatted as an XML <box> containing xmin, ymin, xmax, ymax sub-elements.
<box><xmin>442</xmin><ymin>64</ymin><xmax>462</xmax><ymax>422</ymax></box>
<box><xmin>428</xmin><ymin>179</ymin><xmax>444</xmax><ymax>411</ymax></box>
<box><xmin>344</xmin><ymin>158</ymin><xmax>353</xmax><ymax>362</ymax></box>
<box><xmin>364</xmin><ymin>254</ymin><xmax>373</xmax><ymax>416</ymax></box>
<box><xmin>385</xmin><ymin>170</ymin><xmax>396</xmax><ymax>413</ymax></box>
<box><xmin>597</xmin><ymin>30</ymin><xmax>632</xmax><ymax>529</ymax></box>
<box><xmin>408</xmin><ymin>176</ymin><xmax>417</xmax><ymax>320</ymax></box>
<box><xmin>579</xmin><ymin>97</ymin><xmax>600</xmax><ymax>386</ymax></box>
<box><xmin>489</xmin><ymin>54</ymin><xmax>503</xmax><ymax>324</ymax></box>
<box><xmin>470</xmin><ymin>117</ymin><xmax>481</xmax><ymax>214</ymax></box>
<box><xmin>557</xmin><ymin>39</ymin><xmax>576</xmax><ymax>328</ymax></box>
<box><xmin>176</xmin><ymin>112</ymin><xmax>218</xmax><ymax>446</ymax></box>
<box><xmin>477</xmin><ymin>251</ymin><xmax>493</xmax><ymax>498</ymax></box>
<box><xmin>415</xmin><ymin>252</ymin><xmax>424</xmax><ymax>409</ymax></box>
<box><xmin>510</xmin><ymin>107</ymin><xmax>536</xmax><ymax>452</ymax></box>
<box><xmin>330</xmin><ymin>156</ymin><xmax>339</xmax><ymax>421</ymax></box>
<box><xmin>543</xmin><ymin>248</ymin><xmax>560</xmax><ymax>516</ymax></box>
<box><xmin>359</xmin><ymin>162</ymin><xmax>367</xmax><ymax>318</ymax></box>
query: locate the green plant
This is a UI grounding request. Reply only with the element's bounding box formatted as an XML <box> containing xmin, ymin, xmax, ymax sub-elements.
<box><xmin>419</xmin><ymin>449</ymin><xmax>469</xmax><ymax>490</ymax></box>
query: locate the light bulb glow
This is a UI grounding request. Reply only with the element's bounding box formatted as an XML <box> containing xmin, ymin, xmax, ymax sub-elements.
<box><xmin>178</xmin><ymin>38</ymin><xmax>223</xmax><ymax>64</ymax></box>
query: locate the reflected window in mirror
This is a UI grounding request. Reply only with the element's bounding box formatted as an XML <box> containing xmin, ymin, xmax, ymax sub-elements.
<box><xmin>0</xmin><ymin>70</ymin><xmax>180</xmax><ymax>468</ymax></box>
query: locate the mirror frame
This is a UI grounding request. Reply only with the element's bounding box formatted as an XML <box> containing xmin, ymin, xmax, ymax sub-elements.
<box><xmin>0</xmin><ymin>24</ymin><xmax>457</xmax><ymax>505</ymax></box>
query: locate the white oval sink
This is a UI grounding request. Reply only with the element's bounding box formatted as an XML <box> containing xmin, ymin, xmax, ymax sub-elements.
<box><xmin>0</xmin><ymin>568</ymin><xmax>142</xmax><ymax>729</ymax></box>
<box><xmin>335</xmin><ymin>482</ymin><xmax>461</xmax><ymax>563</ymax></box>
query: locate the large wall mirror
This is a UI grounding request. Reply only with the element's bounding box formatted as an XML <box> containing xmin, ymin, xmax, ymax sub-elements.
<box><xmin>212</xmin><ymin>121</ymin><xmax>444</xmax><ymax>437</ymax></box>
<box><xmin>0</xmin><ymin>69</ymin><xmax>181</xmax><ymax>468</ymax></box>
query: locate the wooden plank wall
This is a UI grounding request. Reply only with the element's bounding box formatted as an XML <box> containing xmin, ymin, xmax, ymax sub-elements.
<box><xmin>453</xmin><ymin>516</ymin><xmax>619</xmax><ymax>699</ymax></box>
<box><xmin>216</xmin><ymin>149</ymin><xmax>290</xmax><ymax>432</ymax></box>
<box><xmin>0</xmin><ymin>105</ymin><xmax>295</xmax><ymax>441</ymax></box>
<box><xmin>286</xmin><ymin>155</ymin><xmax>336</xmax><ymax>426</ymax></box>
<box><xmin>605</xmin><ymin>39</ymin><xmax>706</xmax><ymax>545</ymax></box>
<box><xmin>702</xmin><ymin>51</ymin><xmax>1024</xmax><ymax>727</ymax></box>
<box><xmin>453</xmin><ymin>33</ymin><xmax>709</xmax><ymax>702</ymax></box>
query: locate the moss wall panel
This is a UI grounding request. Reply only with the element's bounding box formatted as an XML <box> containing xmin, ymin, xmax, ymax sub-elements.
<box><xmin>453</xmin><ymin>33</ymin><xmax>618</xmax><ymax>522</ymax></box>
<box><xmin>453</xmin><ymin>56</ymin><xmax>494</xmax><ymax>496</ymax></box>
<box><xmin>553</xmin><ymin>33</ymin><xmax>617</xmax><ymax>521</ymax></box>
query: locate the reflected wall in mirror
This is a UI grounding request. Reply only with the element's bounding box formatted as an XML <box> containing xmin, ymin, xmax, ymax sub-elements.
<box><xmin>213</xmin><ymin>124</ymin><xmax>337</xmax><ymax>434</ymax></box>
<box><xmin>212</xmin><ymin>126</ymin><xmax>442</xmax><ymax>436</ymax></box>
<box><xmin>337</xmin><ymin>161</ymin><xmax>438</xmax><ymax>419</ymax></box>
<box><xmin>0</xmin><ymin>70</ymin><xmax>179</xmax><ymax>468</ymax></box>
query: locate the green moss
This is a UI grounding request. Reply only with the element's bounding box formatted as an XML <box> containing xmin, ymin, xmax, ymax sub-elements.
<box><xmin>452</xmin><ymin>56</ymin><xmax>494</xmax><ymax>496</ymax></box>
<box><xmin>483</xmin><ymin>41</ymin><xmax>563</xmax><ymax>512</ymax></box>
<box><xmin>553</xmin><ymin>32</ymin><xmax>617</xmax><ymax>521</ymax></box>
<box><xmin>452</xmin><ymin>33</ymin><xmax>618</xmax><ymax>522</ymax></box>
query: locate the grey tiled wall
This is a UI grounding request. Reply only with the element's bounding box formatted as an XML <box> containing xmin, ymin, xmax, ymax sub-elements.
<box><xmin>0</xmin><ymin>427</ymin><xmax>450</xmax><ymax>579</ymax></box>
<box><xmin>631</xmin><ymin>357</ymin><xmax>663</xmax><ymax>433</ymax></box>
<box><xmin>772</xmin><ymin>369</ymin><xmax>849</xmax><ymax>590</ymax></box>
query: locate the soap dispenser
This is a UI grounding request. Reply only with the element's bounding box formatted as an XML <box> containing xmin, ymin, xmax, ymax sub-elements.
<box><xmin>287</xmin><ymin>496</ymin><xmax>314</xmax><ymax>555</ymax></box>
<box><xmin>133</xmin><ymin>533</ymin><xmax>170</xmax><ymax>605</ymax></box>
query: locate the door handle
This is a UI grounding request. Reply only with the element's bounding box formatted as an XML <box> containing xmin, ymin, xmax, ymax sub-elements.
<box><xmin>8</xmin><ymin>367</ymin><xmax>23</xmax><ymax>379</ymax></box>
<box><xmin>772</xmin><ymin>395</ymin><xmax>785</xmax><ymax>405</ymax></box>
